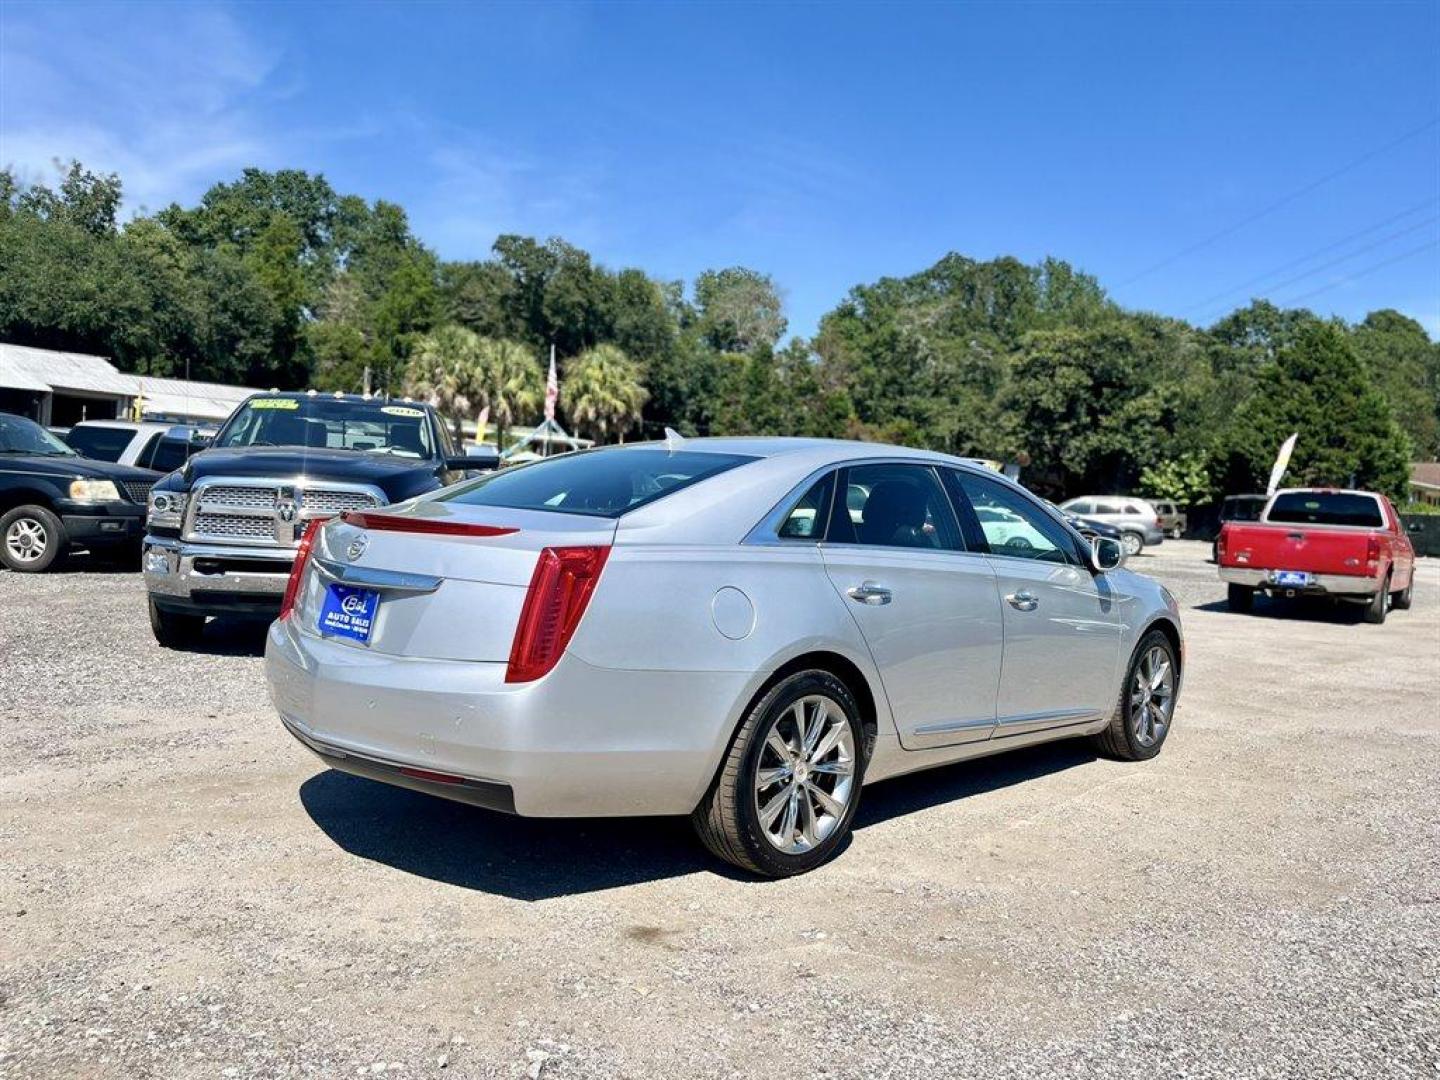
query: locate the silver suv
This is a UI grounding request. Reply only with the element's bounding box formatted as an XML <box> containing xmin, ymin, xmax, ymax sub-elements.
<box><xmin>1059</xmin><ymin>496</ymin><xmax>1164</xmax><ymax>556</ymax></box>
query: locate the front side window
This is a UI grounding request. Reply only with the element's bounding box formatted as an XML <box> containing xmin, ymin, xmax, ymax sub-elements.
<box><xmin>65</xmin><ymin>426</ymin><xmax>134</xmax><ymax>462</ymax></box>
<box><xmin>778</xmin><ymin>473</ymin><xmax>835</xmax><ymax>539</ymax></box>
<box><xmin>1065</xmin><ymin>500</ymin><xmax>1093</xmax><ymax>515</ymax></box>
<box><xmin>439</xmin><ymin>447</ymin><xmax>755</xmax><ymax>518</ymax></box>
<box><xmin>949</xmin><ymin>470</ymin><xmax>1076</xmax><ymax>564</ymax></box>
<box><xmin>1267</xmin><ymin>492</ymin><xmax>1384</xmax><ymax>528</ymax></box>
<box><xmin>825</xmin><ymin>464</ymin><xmax>962</xmax><ymax>551</ymax></box>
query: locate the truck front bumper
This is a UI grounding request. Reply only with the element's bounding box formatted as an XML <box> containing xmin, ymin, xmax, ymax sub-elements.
<box><xmin>1218</xmin><ymin>567</ymin><xmax>1378</xmax><ymax>597</ymax></box>
<box><xmin>143</xmin><ymin>535</ymin><xmax>294</xmax><ymax>617</ymax></box>
<box><xmin>58</xmin><ymin>502</ymin><xmax>146</xmax><ymax>548</ymax></box>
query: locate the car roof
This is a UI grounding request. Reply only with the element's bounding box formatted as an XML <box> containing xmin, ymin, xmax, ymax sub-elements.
<box><xmin>610</xmin><ymin>435</ymin><xmax>968</xmax><ymax>467</ymax></box>
<box><xmin>247</xmin><ymin>391</ymin><xmax>438</xmax><ymax>411</ymax></box>
<box><xmin>71</xmin><ymin>420</ymin><xmax>170</xmax><ymax>431</ymax></box>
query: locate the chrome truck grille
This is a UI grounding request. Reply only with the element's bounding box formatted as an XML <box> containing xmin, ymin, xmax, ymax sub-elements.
<box><xmin>182</xmin><ymin>478</ymin><xmax>384</xmax><ymax>547</ymax></box>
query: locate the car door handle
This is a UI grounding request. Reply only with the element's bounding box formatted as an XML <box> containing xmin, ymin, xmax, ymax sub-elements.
<box><xmin>1006</xmin><ymin>590</ymin><xmax>1039</xmax><ymax>612</ymax></box>
<box><xmin>847</xmin><ymin>581</ymin><xmax>892</xmax><ymax>606</ymax></box>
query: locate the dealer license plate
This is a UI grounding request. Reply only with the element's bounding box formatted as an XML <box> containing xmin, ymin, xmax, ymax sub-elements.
<box><xmin>318</xmin><ymin>584</ymin><xmax>379</xmax><ymax>643</ymax></box>
<box><xmin>1272</xmin><ymin>570</ymin><xmax>1312</xmax><ymax>588</ymax></box>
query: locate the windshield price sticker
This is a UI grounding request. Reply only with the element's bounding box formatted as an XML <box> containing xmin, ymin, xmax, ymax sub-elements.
<box><xmin>381</xmin><ymin>405</ymin><xmax>424</xmax><ymax>418</ymax></box>
<box><xmin>249</xmin><ymin>398</ymin><xmax>300</xmax><ymax>410</ymax></box>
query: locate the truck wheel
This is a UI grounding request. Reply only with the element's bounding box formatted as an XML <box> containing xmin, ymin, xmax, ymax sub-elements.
<box><xmin>1</xmin><ymin>505</ymin><xmax>67</xmax><ymax>573</ymax></box>
<box><xmin>1391</xmin><ymin>576</ymin><xmax>1413</xmax><ymax>611</ymax></box>
<box><xmin>149</xmin><ymin>597</ymin><xmax>205</xmax><ymax>648</ymax></box>
<box><xmin>1226</xmin><ymin>584</ymin><xmax>1254</xmax><ymax>613</ymax></box>
<box><xmin>1363</xmin><ymin>576</ymin><xmax>1390</xmax><ymax>625</ymax></box>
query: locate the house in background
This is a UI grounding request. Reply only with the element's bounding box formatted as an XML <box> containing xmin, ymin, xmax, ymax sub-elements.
<box><xmin>1409</xmin><ymin>462</ymin><xmax>1440</xmax><ymax>508</ymax></box>
<box><xmin>0</xmin><ymin>342</ymin><xmax>260</xmax><ymax>428</ymax></box>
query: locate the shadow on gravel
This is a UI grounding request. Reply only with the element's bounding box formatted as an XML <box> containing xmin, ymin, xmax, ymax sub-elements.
<box><xmin>299</xmin><ymin>769</ymin><xmax>735</xmax><ymax>899</ymax></box>
<box><xmin>300</xmin><ymin>739</ymin><xmax>1096</xmax><ymax>898</ymax></box>
<box><xmin>1192</xmin><ymin>596</ymin><xmax>1366</xmax><ymax>625</ymax></box>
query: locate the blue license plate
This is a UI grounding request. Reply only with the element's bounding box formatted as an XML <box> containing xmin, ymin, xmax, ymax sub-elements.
<box><xmin>1273</xmin><ymin>570</ymin><xmax>1312</xmax><ymax>587</ymax></box>
<box><xmin>318</xmin><ymin>584</ymin><xmax>379</xmax><ymax>643</ymax></box>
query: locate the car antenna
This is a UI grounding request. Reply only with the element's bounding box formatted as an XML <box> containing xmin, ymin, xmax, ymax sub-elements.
<box><xmin>664</xmin><ymin>427</ymin><xmax>685</xmax><ymax>454</ymax></box>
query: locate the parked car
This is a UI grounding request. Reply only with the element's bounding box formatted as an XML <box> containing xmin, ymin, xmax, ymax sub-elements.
<box><xmin>1057</xmin><ymin>496</ymin><xmax>1164</xmax><ymax>556</ymax></box>
<box><xmin>143</xmin><ymin>392</ymin><xmax>496</xmax><ymax>646</ymax></box>
<box><xmin>0</xmin><ymin>411</ymin><xmax>159</xmax><ymax>572</ymax></box>
<box><xmin>1049</xmin><ymin>501</ymin><xmax>1126</xmax><ymax>546</ymax></box>
<box><xmin>65</xmin><ymin>420</ymin><xmax>208</xmax><ymax>473</ymax></box>
<box><xmin>1216</xmin><ymin>487</ymin><xmax>1416</xmax><ymax>623</ymax></box>
<box><xmin>266</xmin><ymin>438</ymin><xmax>1184</xmax><ymax>877</ymax></box>
<box><xmin>1151</xmin><ymin>500</ymin><xmax>1187</xmax><ymax>538</ymax></box>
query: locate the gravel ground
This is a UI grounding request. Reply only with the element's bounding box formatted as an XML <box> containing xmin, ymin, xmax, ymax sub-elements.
<box><xmin>1</xmin><ymin>540</ymin><xmax>1437</xmax><ymax>1079</ymax></box>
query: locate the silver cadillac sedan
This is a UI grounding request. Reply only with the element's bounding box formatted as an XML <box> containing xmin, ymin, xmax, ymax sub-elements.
<box><xmin>265</xmin><ymin>438</ymin><xmax>1183</xmax><ymax>877</ymax></box>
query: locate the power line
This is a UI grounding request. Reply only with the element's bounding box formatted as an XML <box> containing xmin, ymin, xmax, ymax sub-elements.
<box><xmin>1275</xmin><ymin>239</ymin><xmax>1440</xmax><ymax>306</ymax></box>
<box><xmin>1116</xmin><ymin>116</ymin><xmax>1440</xmax><ymax>287</ymax></box>
<box><xmin>1184</xmin><ymin>197</ymin><xmax>1438</xmax><ymax>315</ymax></box>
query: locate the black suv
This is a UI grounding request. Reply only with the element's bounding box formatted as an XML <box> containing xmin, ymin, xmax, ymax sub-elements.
<box><xmin>0</xmin><ymin>411</ymin><xmax>159</xmax><ymax>572</ymax></box>
<box><xmin>143</xmin><ymin>392</ymin><xmax>496</xmax><ymax>645</ymax></box>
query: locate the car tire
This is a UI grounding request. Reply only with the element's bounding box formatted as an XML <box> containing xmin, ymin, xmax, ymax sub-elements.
<box><xmin>692</xmin><ymin>670</ymin><xmax>865</xmax><ymax>878</ymax></box>
<box><xmin>1363</xmin><ymin>575</ymin><xmax>1390</xmax><ymax>625</ymax></box>
<box><xmin>149</xmin><ymin>597</ymin><xmax>206</xmax><ymax>648</ymax></box>
<box><xmin>1227</xmin><ymin>584</ymin><xmax>1254</xmax><ymax>613</ymax></box>
<box><xmin>0</xmin><ymin>504</ymin><xmax>67</xmax><ymax>573</ymax></box>
<box><xmin>1092</xmin><ymin>629</ymin><xmax>1178</xmax><ymax>762</ymax></box>
<box><xmin>1120</xmin><ymin>532</ymin><xmax>1144</xmax><ymax>557</ymax></box>
<box><xmin>1391</xmin><ymin>575</ymin><xmax>1413</xmax><ymax>611</ymax></box>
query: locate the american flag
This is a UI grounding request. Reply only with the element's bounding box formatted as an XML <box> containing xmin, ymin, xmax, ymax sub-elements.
<box><xmin>544</xmin><ymin>344</ymin><xmax>559</xmax><ymax>423</ymax></box>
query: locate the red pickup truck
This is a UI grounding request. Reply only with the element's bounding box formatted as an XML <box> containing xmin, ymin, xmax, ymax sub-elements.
<box><xmin>1217</xmin><ymin>488</ymin><xmax>1416</xmax><ymax>624</ymax></box>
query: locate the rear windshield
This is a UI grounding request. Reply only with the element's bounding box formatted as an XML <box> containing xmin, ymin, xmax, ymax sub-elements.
<box><xmin>1267</xmin><ymin>492</ymin><xmax>1385</xmax><ymax>528</ymax></box>
<box><xmin>438</xmin><ymin>447</ymin><xmax>755</xmax><ymax>518</ymax></box>
<box><xmin>66</xmin><ymin>425</ymin><xmax>135</xmax><ymax>462</ymax></box>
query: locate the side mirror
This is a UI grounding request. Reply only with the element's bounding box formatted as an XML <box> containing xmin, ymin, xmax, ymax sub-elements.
<box><xmin>1091</xmin><ymin>536</ymin><xmax>1124</xmax><ymax>572</ymax></box>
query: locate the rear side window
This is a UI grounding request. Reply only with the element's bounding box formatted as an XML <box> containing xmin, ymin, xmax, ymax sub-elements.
<box><xmin>1267</xmin><ymin>492</ymin><xmax>1384</xmax><ymax>528</ymax></box>
<box><xmin>438</xmin><ymin>447</ymin><xmax>754</xmax><ymax>518</ymax></box>
<box><xmin>66</xmin><ymin>426</ymin><xmax>134</xmax><ymax>462</ymax></box>
<box><xmin>778</xmin><ymin>473</ymin><xmax>835</xmax><ymax>539</ymax></box>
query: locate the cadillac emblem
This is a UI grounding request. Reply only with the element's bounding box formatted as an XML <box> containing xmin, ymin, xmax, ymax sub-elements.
<box><xmin>346</xmin><ymin>534</ymin><xmax>369</xmax><ymax>562</ymax></box>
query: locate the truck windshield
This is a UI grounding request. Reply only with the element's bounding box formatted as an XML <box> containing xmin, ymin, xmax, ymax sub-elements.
<box><xmin>1267</xmin><ymin>492</ymin><xmax>1384</xmax><ymax>528</ymax></box>
<box><xmin>214</xmin><ymin>398</ymin><xmax>435</xmax><ymax>459</ymax></box>
<box><xmin>438</xmin><ymin>447</ymin><xmax>755</xmax><ymax>518</ymax></box>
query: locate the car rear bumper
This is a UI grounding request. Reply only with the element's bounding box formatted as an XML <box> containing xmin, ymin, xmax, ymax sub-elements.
<box><xmin>264</xmin><ymin>617</ymin><xmax>754</xmax><ymax>817</ymax></box>
<box><xmin>1218</xmin><ymin>567</ymin><xmax>1378</xmax><ymax>596</ymax></box>
<box><xmin>144</xmin><ymin>536</ymin><xmax>292</xmax><ymax>617</ymax></box>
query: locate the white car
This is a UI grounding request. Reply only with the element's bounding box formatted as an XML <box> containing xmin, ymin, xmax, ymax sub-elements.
<box><xmin>65</xmin><ymin>420</ymin><xmax>200</xmax><ymax>473</ymax></box>
<box><xmin>266</xmin><ymin>438</ymin><xmax>1184</xmax><ymax>877</ymax></box>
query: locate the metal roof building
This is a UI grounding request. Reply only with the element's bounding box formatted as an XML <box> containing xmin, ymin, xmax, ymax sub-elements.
<box><xmin>0</xmin><ymin>343</ymin><xmax>261</xmax><ymax>427</ymax></box>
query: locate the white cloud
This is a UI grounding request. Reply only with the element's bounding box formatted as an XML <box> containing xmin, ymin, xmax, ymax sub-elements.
<box><xmin>0</xmin><ymin>2</ymin><xmax>283</xmax><ymax>213</ymax></box>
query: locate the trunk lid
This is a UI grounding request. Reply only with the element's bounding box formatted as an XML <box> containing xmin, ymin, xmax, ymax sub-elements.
<box><xmin>297</xmin><ymin>503</ymin><xmax>616</xmax><ymax>662</ymax></box>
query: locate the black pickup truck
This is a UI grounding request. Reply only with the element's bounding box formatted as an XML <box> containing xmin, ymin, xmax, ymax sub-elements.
<box><xmin>0</xmin><ymin>411</ymin><xmax>159</xmax><ymax>572</ymax></box>
<box><xmin>143</xmin><ymin>392</ymin><xmax>496</xmax><ymax>646</ymax></box>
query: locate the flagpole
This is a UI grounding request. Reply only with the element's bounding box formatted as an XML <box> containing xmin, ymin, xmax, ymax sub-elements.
<box><xmin>544</xmin><ymin>344</ymin><xmax>557</xmax><ymax>458</ymax></box>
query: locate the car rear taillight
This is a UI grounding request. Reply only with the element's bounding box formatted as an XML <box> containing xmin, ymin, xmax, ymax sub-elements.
<box><xmin>1216</xmin><ymin>526</ymin><xmax>1227</xmax><ymax>561</ymax></box>
<box><xmin>280</xmin><ymin>520</ymin><xmax>323</xmax><ymax>621</ymax></box>
<box><xmin>1365</xmin><ymin>533</ymin><xmax>1381</xmax><ymax>567</ymax></box>
<box><xmin>506</xmin><ymin>546</ymin><xmax>610</xmax><ymax>683</ymax></box>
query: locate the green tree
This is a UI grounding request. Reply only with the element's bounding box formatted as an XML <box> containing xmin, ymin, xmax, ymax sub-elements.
<box><xmin>694</xmin><ymin>267</ymin><xmax>786</xmax><ymax>353</ymax></box>
<box><xmin>470</xmin><ymin>338</ymin><xmax>544</xmax><ymax>450</ymax></box>
<box><xmin>1216</xmin><ymin>322</ymin><xmax>1412</xmax><ymax>500</ymax></box>
<box><xmin>404</xmin><ymin>324</ymin><xmax>482</xmax><ymax>440</ymax></box>
<box><xmin>1350</xmin><ymin>309</ymin><xmax>1440</xmax><ymax>460</ymax></box>
<box><xmin>1139</xmin><ymin>452</ymin><xmax>1213</xmax><ymax>505</ymax></box>
<box><xmin>565</xmin><ymin>343</ymin><xmax>648</xmax><ymax>443</ymax></box>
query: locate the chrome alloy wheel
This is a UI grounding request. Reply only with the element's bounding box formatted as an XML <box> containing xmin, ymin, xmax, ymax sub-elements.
<box><xmin>1121</xmin><ymin>532</ymin><xmax>1144</xmax><ymax>557</ymax></box>
<box><xmin>4</xmin><ymin>517</ymin><xmax>48</xmax><ymax>564</ymax></box>
<box><xmin>1130</xmin><ymin>644</ymin><xmax>1175</xmax><ymax>748</ymax></box>
<box><xmin>753</xmin><ymin>694</ymin><xmax>857</xmax><ymax>854</ymax></box>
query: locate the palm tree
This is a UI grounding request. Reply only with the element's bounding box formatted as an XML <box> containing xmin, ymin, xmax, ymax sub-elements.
<box><xmin>469</xmin><ymin>338</ymin><xmax>545</xmax><ymax>451</ymax></box>
<box><xmin>567</xmin><ymin>343</ymin><xmax>648</xmax><ymax>444</ymax></box>
<box><xmin>404</xmin><ymin>324</ymin><xmax>481</xmax><ymax>442</ymax></box>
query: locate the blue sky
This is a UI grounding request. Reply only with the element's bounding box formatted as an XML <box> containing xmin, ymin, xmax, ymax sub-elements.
<box><xmin>3</xmin><ymin>1</ymin><xmax>1437</xmax><ymax>337</ymax></box>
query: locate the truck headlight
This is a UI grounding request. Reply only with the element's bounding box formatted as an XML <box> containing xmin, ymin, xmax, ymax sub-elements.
<box><xmin>69</xmin><ymin>479</ymin><xmax>123</xmax><ymax>503</ymax></box>
<box><xmin>147</xmin><ymin>490</ymin><xmax>188</xmax><ymax>528</ymax></box>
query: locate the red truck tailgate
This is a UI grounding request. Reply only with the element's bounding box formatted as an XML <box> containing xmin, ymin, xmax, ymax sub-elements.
<box><xmin>1220</xmin><ymin>523</ymin><xmax>1372</xmax><ymax>576</ymax></box>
